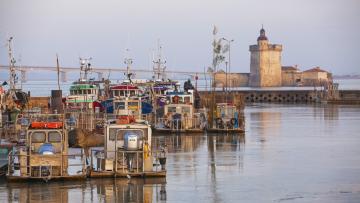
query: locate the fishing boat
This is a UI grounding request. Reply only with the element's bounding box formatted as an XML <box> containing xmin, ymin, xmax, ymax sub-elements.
<box><xmin>207</xmin><ymin>103</ymin><xmax>245</xmax><ymax>133</ymax></box>
<box><xmin>6</xmin><ymin>114</ymin><xmax>87</xmax><ymax>181</ymax></box>
<box><xmin>65</xmin><ymin>58</ymin><xmax>102</xmax><ymax>112</ymax></box>
<box><xmin>154</xmin><ymin>88</ymin><xmax>207</xmax><ymax>134</ymax></box>
<box><xmin>89</xmin><ymin>96</ymin><xmax>167</xmax><ymax>178</ymax></box>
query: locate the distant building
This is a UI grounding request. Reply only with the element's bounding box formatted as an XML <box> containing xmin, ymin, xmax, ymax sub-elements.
<box><xmin>213</xmin><ymin>71</ymin><xmax>249</xmax><ymax>88</ymax></box>
<box><xmin>281</xmin><ymin>65</ymin><xmax>302</xmax><ymax>86</ymax></box>
<box><xmin>281</xmin><ymin>66</ymin><xmax>332</xmax><ymax>86</ymax></box>
<box><xmin>249</xmin><ymin>27</ymin><xmax>282</xmax><ymax>87</ymax></box>
<box><xmin>302</xmin><ymin>67</ymin><xmax>332</xmax><ymax>86</ymax></box>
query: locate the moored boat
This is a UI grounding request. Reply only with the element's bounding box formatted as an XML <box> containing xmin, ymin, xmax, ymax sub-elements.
<box><xmin>6</xmin><ymin>114</ymin><xmax>87</xmax><ymax>181</ymax></box>
<box><xmin>88</xmin><ymin>95</ymin><xmax>166</xmax><ymax>178</ymax></box>
<box><xmin>207</xmin><ymin>102</ymin><xmax>245</xmax><ymax>133</ymax></box>
<box><xmin>153</xmin><ymin>88</ymin><xmax>207</xmax><ymax>134</ymax></box>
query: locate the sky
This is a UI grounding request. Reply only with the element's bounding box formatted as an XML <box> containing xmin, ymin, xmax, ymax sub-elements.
<box><xmin>0</xmin><ymin>0</ymin><xmax>359</xmax><ymax>75</ymax></box>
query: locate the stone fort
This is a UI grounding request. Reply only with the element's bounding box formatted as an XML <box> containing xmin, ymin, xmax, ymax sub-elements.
<box><xmin>215</xmin><ymin>27</ymin><xmax>332</xmax><ymax>88</ymax></box>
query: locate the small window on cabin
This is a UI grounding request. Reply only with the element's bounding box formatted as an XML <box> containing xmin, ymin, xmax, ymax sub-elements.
<box><xmin>182</xmin><ymin>107</ymin><xmax>191</xmax><ymax>113</ymax></box>
<box><xmin>31</xmin><ymin>132</ymin><xmax>46</xmax><ymax>143</ymax></box>
<box><xmin>128</xmin><ymin>102</ymin><xmax>139</xmax><ymax>110</ymax></box>
<box><xmin>48</xmin><ymin>131</ymin><xmax>62</xmax><ymax>143</ymax></box>
<box><xmin>115</xmin><ymin>102</ymin><xmax>125</xmax><ymax>110</ymax></box>
<box><xmin>168</xmin><ymin>107</ymin><xmax>177</xmax><ymax>113</ymax></box>
<box><xmin>87</xmin><ymin>89</ymin><xmax>90</xmax><ymax>94</ymax></box>
<box><xmin>184</xmin><ymin>96</ymin><xmax>191</xmax><ymax>104</ymax></box>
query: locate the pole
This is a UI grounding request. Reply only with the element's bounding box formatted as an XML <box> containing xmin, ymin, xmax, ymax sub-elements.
<box><xmin>225</xmin><ymin>61</ymin><xmax>228</xmax><ymax>93</ymax></box>
<box><xmin>228</xmin><ymin>42</ymin><xmax>231</xmax><ymax>92</ymax></box>
<box><xmin>56</xmin><ymin>54</ymin><xmax>60</xmax><ymax>90</ymax></box>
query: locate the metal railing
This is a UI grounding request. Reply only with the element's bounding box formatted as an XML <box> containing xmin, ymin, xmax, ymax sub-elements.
<box><xmin>7</xmin><ymin>150</ymin><xmax>86</xmax><ymax>179</ymax></box>
<box><xmin>90</xmin><ymin>148</ymin><xmax>165</xmax><ymax>174</ymax></box>
<box><xmin>155</xmin><ymin>117</ymin><xmax>205</xmax><ymax>131</ymax></box>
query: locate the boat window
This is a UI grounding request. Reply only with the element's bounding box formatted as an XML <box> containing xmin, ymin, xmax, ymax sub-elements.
<box><xmin>168</xmin><ymin>106</ymin><xmax>176</xmax><ymax>113</ymax></box>
<box><xmin>87</xmin><ymin>89</ymin><xmax>91</xmax><ymax>94</ymax></box>
<box><xmin>115</xmin><ymin>102</ymin><xmax>125</xmax><ymax>110</ymax></box>
<box><xmin>128</xmin><ymin>102</ymin><xmax>139</xmax><ymax>110</ymax></box>
<box><xmin>184</xmin><ymin>96</ymin><xmax>191</xmax><ymax>104</ymax></box>
<box><xmin>182</xmin><ymin>107</ymin><xmax>191</xmax><ymax>113</ymax></box>
<box><xmin>48</xmin><ymin>131</ymin><xmax>62</xmax><ymax>143</ymax></box>
<box><xmin>109</xmin><ymin>129</ymin><xmax>145</xmax><ymax>141</ymax></box>
<box><xmin>31</xmin><ymin>131</ymin><xmax>46</xmax><ymax>143</ymax></box>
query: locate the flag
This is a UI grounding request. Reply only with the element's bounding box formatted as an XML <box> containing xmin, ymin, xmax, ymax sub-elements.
<box><xmin>213</xmin><ymin>25</ymin><xmax>218</xmax><ymax>35</ymax></box>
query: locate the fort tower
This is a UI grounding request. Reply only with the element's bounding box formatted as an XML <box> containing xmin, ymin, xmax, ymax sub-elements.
<box><xmin>249</xmin><ymin>27</ymin><xmax>282</xmax><ymax>87</ymax></box>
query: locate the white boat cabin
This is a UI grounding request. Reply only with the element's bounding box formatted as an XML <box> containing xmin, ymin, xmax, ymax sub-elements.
<box><xmin>113</xmin><ymin>97</ymin><xmax>142</xmax><ymax>120</ymax></box>
<box><xmin>111</xmin><ymin>84</ymin><xmax>141</xmax><ymax>98</ymax></box>
<box><xmin>66</xmin><ymin>84</ymin><xmax>99</xmax><ymax>110</ymax></box>
<box><xmin>104</xmin><ymin>124</ymin><xmax>152</xmax><ymax>159</ymax></box>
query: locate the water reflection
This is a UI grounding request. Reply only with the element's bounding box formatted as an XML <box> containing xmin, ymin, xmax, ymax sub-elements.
<box><xmin>4</xmin><ymin>178</ymin><xmax>166</xmax><ymax>203</ymax></box>
<box><xmin>249</xmin><ymin>111</ymin><xmax>281</xmax><ymax>143</ymax></box>
<box><xmin>93</xmin><ymin>178</ymin><xmax>166</xmax><ymax>203</ymax></box>
<box><xmin>6</xmin><ymin>181</ymin><xmax>77</xmax><ymax>202</ymax></box>
<box><xmin>151</xmin><ymin>135</ymin><xmax>204</xmax><ymax>153</ymax></box>
<box><xmin>312</xmin><ymin>104</ymin><xmax>339</xmax><ymax>121</ymax></box>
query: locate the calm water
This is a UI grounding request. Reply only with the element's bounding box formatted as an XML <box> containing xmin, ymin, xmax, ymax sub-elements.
<box><xmin>0</xmin><ymin>103</ymin><xmax>360</xmax><ymax>202</ymax></box>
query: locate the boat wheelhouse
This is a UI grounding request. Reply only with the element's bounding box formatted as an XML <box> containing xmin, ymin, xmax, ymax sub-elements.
<box><xmin>7</xmin><ymin>114</ymin><xmax>86</xmax><ymax>181</ymax></box>
<box><xmin>110</xmin><ymin>84</ymin><xmax>141</xmax><ymax>98</ymax></box>
<box><xmin>66</xmin><ymin>83</ymin><xmax>100</xmax><ymax>110</ymax></box>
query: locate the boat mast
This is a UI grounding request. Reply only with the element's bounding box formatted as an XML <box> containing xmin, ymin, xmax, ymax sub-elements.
<box><xmin>79</xmin><ymin>57</ymin><xmax>92</xmax><ymax>82</ymax></box>
<box><xmin>124</xmin><ymin>48</ymin><xmax>133</xmax><ymax>97</ymax></box>
<box><xmin>124</xmin><ymin>48</ymin><xmax>133</xmax><ymax>82</ymax></box>
<box><xmin>7</xmin><ymin>37</ymin><xmax>17</xmax><ymax>92</ymax></box>
<box><xmin>153</xmin><ymin>40</ymin><xmax>166</xmax><ymax>81</ymax></box>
